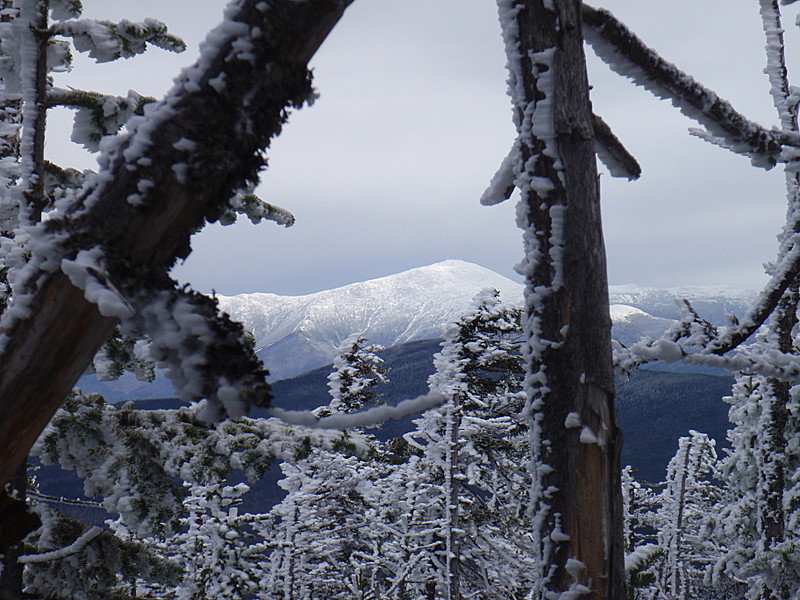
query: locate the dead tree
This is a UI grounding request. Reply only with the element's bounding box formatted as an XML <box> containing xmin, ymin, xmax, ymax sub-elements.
<box><xmin>492</xmin><ymin>1</ymin><xmax>625</xmax><ymax>598</ymax></box>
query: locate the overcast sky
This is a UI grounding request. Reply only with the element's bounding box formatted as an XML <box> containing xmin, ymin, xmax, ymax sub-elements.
<box><xmin>45</xmin><ymin>1</ymin><xmax>800</xmax><ymax>296</ymax></box>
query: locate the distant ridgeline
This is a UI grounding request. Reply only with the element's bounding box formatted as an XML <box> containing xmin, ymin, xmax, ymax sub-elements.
<box><xmin>77</xmin><ymin>337</ymin><xmax>734</xmax><ymax>485</ymax></box>
<box><xmin>75</xmin><ymin>261</ymin><xmax>750</xmax><ymax>483</ymax></box>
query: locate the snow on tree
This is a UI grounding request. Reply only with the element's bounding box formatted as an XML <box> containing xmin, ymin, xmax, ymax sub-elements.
<box><xmin>0</xmin><ymin>0</ymin><xmax>189</xmax><ymax>594</ymax></box>
<box><xmin>490</xmin><ymin>2</ymin><xmax>625</xmax><ymax>597</ymax></box>
<box><xmin>361</xmin><ymin>290</ymin><xmax>534</xmax><ymax>600</ymax></box>
<box><xmin>585</xmin><ymin>3</ymin><xmax>800</xmax><ymax>599</ymax></box>
<box><xmin>654</xmin><ymin>431</ymin><xmax>721</xmax><ymax>600</ymax></box>
<box><xmin>26</xmin><ymin>388</ymin><xmax>379</xmax><ymax>597</ymax></box>
<box><xmin>710</xmin><ymin>372</ymin><xmax>800</xmax><ymax>599</ymax></box>
<box><xmin>263</xmin><ymin>334</ymin><xmax>388</xmax><ymax>598</ymax></box>
<box><xmin>317</xmin><ymin>333</ymin><xmax>388</xmax><ymax>417</ymax></box>
<box><xmin>21</xmin><ymin>503</ymin><xmax>180</xmax><ymax>600</ymax></box>
<box><xmin>172</xmin><ymin>481</ymin><xmax>263</xmax><ymax>600</ymax></box>
<box><xmin>263</xmin><ymin>448</ymin><xmax>380</xmax><ymax>600</ymax></box>
<box><xmin>0</xmin><ymin>0</ymin><xmax>354</xmax><ymax>492</ymax></box>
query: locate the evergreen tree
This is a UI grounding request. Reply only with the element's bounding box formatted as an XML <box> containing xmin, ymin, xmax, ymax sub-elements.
<box><xmin>0</xmin><ymin>1</ymin><xmax>183</xmax><ymax>595</ymax></box>
<box><xmin>173</xmin><ymin>482</ymin><xmax>262</xmax><ymax>600</ymax></box>
<box><xmin>655</xmin><ymin>431</ymin><xmax>721</xmax><ymax>600</ymax></box>
<box><xmin>712</xmin><ymin>373</ymin><xmax>800</xmax><ymax>599</ymax></box>
<box><xmin>373</xmin><ymin>289</ymin><xmax>533</xmax><ymax>600</ymax></box>
<box><xmin>265</xmin><ymin>332</ymin><xmax>387</xmax><ymax>599</ymax></box>
<box><xmin>263</xmin><ymin>449</ymin><xmax>379</xmax><ymax>600</ymax></box>
<box><xmin>324</xmin><ymin>333</ymin><xmax>388</xmax><ymax>416</ymax></box>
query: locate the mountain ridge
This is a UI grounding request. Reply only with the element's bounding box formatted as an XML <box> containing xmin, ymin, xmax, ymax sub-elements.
<box><xmin>218</xmin><ymin>260</ymin><xmax>757</xmax><ymax>380</ymax></box>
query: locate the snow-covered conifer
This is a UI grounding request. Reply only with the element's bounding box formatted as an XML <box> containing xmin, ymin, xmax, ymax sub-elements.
<box><xmin>318</xmin><ymin>333</ymin><xmax>388</xmax><ymax>417</ymax></box>
<box><xmin>655</xmin><ymin>431</ymin><xmax>721</xmax><ymax>600</ymax></box>
<box><xmin>711</xmin><ymin>373</ymin><xmax>800</xmax><ymax>599</ymax></box>
<box><xmin>263</xmin><ymin>449</ymin><xmax>379</xmax><ymax>599</ymax></box>
<box><xmin>22</xmin><ymin>503</ymin><xmax>179</xmax><ymax>600</ymax></box>
<box><xmin>374</xmin><ymin>289</ymin><xmax>532</xmax><ymax>600</ymax></box>
<box><xmin>173</xmin><ymin>482</ymin><xmax>262</xmax><ymax>600</ymax></box>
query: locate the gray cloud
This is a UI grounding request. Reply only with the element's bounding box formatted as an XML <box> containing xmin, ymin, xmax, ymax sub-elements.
<box><xmin>44</xmin><ymin>1</ymin><xmax>799</xmax><ymax>295</ymax></box>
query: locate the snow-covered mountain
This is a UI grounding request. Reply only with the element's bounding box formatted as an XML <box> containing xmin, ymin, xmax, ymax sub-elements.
<box><xmin>217</xmin><ymin>260</ymin><xmax>757</xmax><ymax>381</ymax></box>
<box><xmin>218</xmin><ymin>260</ymin><xmax>523</xmax><ymax>380</ymax></box>
<box><xmin>608</xmin><ymin>284</ymin><xmax>758</xmax><ymax>324</ymax></box>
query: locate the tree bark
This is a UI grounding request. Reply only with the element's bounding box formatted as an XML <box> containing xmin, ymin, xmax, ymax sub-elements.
<box><xmin>0</xmin><ymin>0</ymin><xmax>353</xmax><ymax>488</ymax></box>
<box><xmin>502</xmin><ymin>1</ymin><xmax>624</xmax><ymax>598</ymax></box>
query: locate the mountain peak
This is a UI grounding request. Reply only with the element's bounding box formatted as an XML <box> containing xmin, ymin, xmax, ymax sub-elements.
<box><xmin>218</xmin><ymin>261</ymin><xmax>758</xmax><ymax>380</ymax></box>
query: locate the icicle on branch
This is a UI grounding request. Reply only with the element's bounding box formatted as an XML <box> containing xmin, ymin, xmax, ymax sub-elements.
<box><xmin>0</xmin><ymin>0</ymin><xmax>354</xmax><ymax>489</ymax></box>
<box><xmin>581</xmin><ymin>3</ymin><xmax>800</xmax><ymax>169</ymax></box>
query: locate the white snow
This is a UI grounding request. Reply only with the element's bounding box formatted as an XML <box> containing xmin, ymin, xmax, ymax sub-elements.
<box><xmin>609</xmin><ymin>304</ymin><xmax>649</xmax><ymax>322</ymax></box>
<box><xmin>269</xmin><ymin>391</ymin><xmax>446</xmax><ymax>430</ymax></box>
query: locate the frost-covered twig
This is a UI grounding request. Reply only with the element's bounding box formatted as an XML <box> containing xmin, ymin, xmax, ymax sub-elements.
<box><xmin>61</xmin><ymin>246</ymin><xmax>271</xmax><ymax>419</ymax></box>
<box><xmin>269</xmin><ymin>391</ymin><xmax>445</xmax><ymax>429</ymax></box>
<box><xmin>582</xmin><ymin>3</ymin><xmax>800</xmax><ymax>168</ymax></box>
<box><xmin>49</xmin><ymin>18</ymin><xmax>185</xmax><ymax>63</ymax></box>
<box><xmin>47</xmin><ymin>88</ymin><xmax>155</xmax><ymax>151</ymax></box>
<box><xmin>625</xmin><ymin>337</ymin><xmax>800</xmax><ymax>381</ymax></box>
<box><xmin>18</xmin><ymin>526</ymin><xmax>103</xmax><ymax>563</ymax></box>
<box><xmin>480</xmin><ymin>111</ymin><xmax>640</xmax><ymax>206</ymax></box>
<box><xmin>218</xmin><ymin>190</ymin><xmax>295</xmax><ymax>227</ymax></box>
<box><xmin>591</xmin><ymin>112</ymin><xmax>641</xmax><ymax>180</ymax></box>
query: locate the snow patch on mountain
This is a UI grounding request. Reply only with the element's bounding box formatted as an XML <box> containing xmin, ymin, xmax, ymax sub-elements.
<box><xmin>609</xmin><ymin>304</ymin><xmax>649</xmax><ymax>322</ymax></box>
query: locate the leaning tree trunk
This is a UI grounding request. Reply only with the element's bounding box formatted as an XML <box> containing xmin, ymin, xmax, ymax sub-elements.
<box><xmin>498</xmin><ymin>1</ymin><xmax>625</xmax><ymax>598</ymax></box>
<box><xmin>0</xmin><ymin>0</ymin><xmax>352</xmax><ymax>489</ymax></box>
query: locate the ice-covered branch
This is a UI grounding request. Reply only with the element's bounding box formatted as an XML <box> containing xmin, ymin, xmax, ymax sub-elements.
<box><xmin>218</xmin><ymin>191</ymin><xmax>295</xmax><ymax>227</ymax></box>
<box><xmin>60</xmin><ymin>247</ymin><xmax>271</xmax><ymax>419</ymax></box>
<box><xmin>758</xmin><ymin>0</ymin><xmax>796</xmax><ymax>131</ymax></box>
<box><xmin>269</xmin><ymin>391</ymin><xmax>446</xmax><ymax>429</ymax></box>
<box><xmin>480</xmin><ymin>142</ymin><xmax>517</xmax><ymax>206</ymax></box>
<box><xmin>622</xmin><ymin>336</ymin><xmax>800</xmax><ymax>381</ymax></box>
<box><xmin>18</xmin><ymin>526</ymin><xmax>103</xmax><ymax>563</ymax></box>
<box><xmin>47</xmin><ymin>88</ymin><xmax>155</xmax><ymax>151</ymax></box>
<box><xmin>480</xmin><ymin>111</ymin><xmax>640</xmax><ymax>206</ymax></box>
<box><xmin>591</xmin><ymin>112</ymin><xmax>641</xmax><ymax>180</ymax></box>
<box><xmin>0</xmin><ymin>0</ymin><xmax>354</xmax><ymax>489</ymax></box>
<box><xmin>582</xmin><ymin>3</ymin><xmax>800</xmax><ymax>168</ymax></box>
<box><xmin>49</xmin><ymin>18</ymin><xmax>185</xmax><ymax>63</ymax></box>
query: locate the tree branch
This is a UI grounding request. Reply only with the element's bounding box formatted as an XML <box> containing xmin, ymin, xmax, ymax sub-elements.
<box><xmin>592</xmin><ymin>112</ymin><xmax>641</xmax><ymax>180</ymax></box>
<box><xmin>582</xmin><ymin>3</ymin><xmax>800</xmax><ymax>169</ymax></box>
<box><xmin>480</xmin><ymin>112</ymin><xmax>640</xmax><ymax>206</ymax></box>
<box><xmin>0</xmin><ymin>0</ymin><xmax>353</xmax><ymax>488</ymax></box>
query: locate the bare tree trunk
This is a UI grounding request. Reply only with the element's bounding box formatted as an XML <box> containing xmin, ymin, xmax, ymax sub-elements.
<box><xmin>444</xmin><ymin>402</ymin><xmax>461</xmax><ymax>600</ymax></box>
<box><xmin>21</xmin><ymin>0</ymin><xmax>48</xmax><ymax>223</ymax></box>
<box><xmin>500</xmin><ymin>1</ymin><xmax>624</xmax><ymax>598</ymax></box>
<box><xmin>761</xmin><ymin>285</ymin><xmax>796</xmax><ymax>600</ymax></box>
